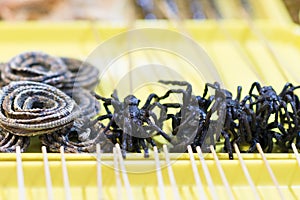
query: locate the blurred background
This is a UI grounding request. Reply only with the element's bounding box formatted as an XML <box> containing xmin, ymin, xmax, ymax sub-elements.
<box><xmin>0</xmin><ymin>0</ymin><xmax>299</xmax><ymax>23</ymax></box>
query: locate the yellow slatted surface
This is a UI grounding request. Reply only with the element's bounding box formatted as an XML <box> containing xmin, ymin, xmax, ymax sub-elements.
<box><xmin>0</xmin><ymin>1</ymin><xmax>299</xmax><ymax>197</ymax></box>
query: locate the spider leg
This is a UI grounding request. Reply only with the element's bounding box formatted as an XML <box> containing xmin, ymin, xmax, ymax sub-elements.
<box><xmin>111</xmin><ymin>90</ymin><xmax>119</xmax><ymax>101</ymax></box>
<box><xmin>158</xmin><ymin>80</ymin><xmax>192</xmax><ymax>98</ymax></box>
<box><xmin>162</xmin><ymin>103</ymin><xmax>181</xmax><ymax>109</ymax></box>
<box><xmin>279</xmin><ymin>82</ymin><xmax>295</xmax><ymax>97</ymax></box>
<box><xmin>92</xmin><ymin>92</ymin><xmax>113</xmax><ymax>114</ymax></box>
<box><xmin>141</xmin><ymin>93</ymin><xmax>159</xmax><ymax>110</ymax></box>
<box><xmin>121</xmin><ymin>119</ymin><xmax>133</xmax><ymax>158</ymax></box>
<box><xmin>121</xmin><ymin>133</ymin><xmax>127</xmax><ymax>158</ymax></box>
<box><xmin>158</xmin><ymin>89</ymin><xmax>190</xmax><ymax>107</ymax></box>
<box><xmin>196</xmin><ymin>95</ymin><xmax>213</xmax><ymax>112</ymax></box>
<box><xmin>247</xmin><ymin>140</ymin><xmax>258</xmax><ymax>153</ymax></box>
<box><xmin>296</xmin><ymin>132</ymin><xmax>300</xmax><ymax>149</ymax></box>
<box><xmin>256</xmin><ymin>102</ymin><xmax>271</xmax><ymax>129</ymax></box>
<box><xmin>278</xmin><ymin>101</ymin><xmax>291</xmax><ymax>127</ymax></box>
<box><xmin>241</xmin><ymin>95</ymin><xmax>254</xmax><ymax>109</ymax></box>
<box><xmin>203</xmin><ymin>82</ymin><xmax>220</xmax><ymax>98</ymax></box>
<box><xmin>282</xmin><ymin>95</ymin><xmax>298</xmax><ymax>128</ymax></box>
<box><xmin>244</xmin><ymin>108</ymin><xmax>256</xmax><ymax>142</ymax></box>
<box><xmin>146</xmin><ymin>137</ymin><xmax>156</xmax><ymax>146</ymax></box>
<box><xmin>133</xmin><ymin>137</ymin><xmax>141</xmax><ymax>153</ymax></box>
<box><xmin>236</xmin><ymin>86</ymin><xmax>242</xmax><ymax>101</ymax></box>
<box><xmin>249</xmin><ymin>82</ymin><xmax>261</xmax><ymax>97</ymax></box>
<box><xmin>266</xmin><ymin>131</ymin><xmax>276</xmax><ymax>153</ymax></box>
<box><xmin>221</xmin><ymin>130</ymin><xmax>233</xmax><ymax>159</ymax></box>
<box><xmin>139</xmin><ymin>139</ymin><xmax>149</xmax><ymax>158</ymax></box>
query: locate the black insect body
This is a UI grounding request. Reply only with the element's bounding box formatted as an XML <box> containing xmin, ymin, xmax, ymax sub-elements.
<box><xmin>94</xmin><ymin>91</ymin><xmax>171</xmax><ymax>158</ymax></box>
<box><xmin>243</xmin><ymin>82</ymin><xmax>300</xmax><ymax>152</ymax></box>
<box><xmin>269</xmin><ymin>83</ymin><xmax>300</xmax><ymax>152</ymax></box>
<box><xmin>247</xmin><ymin>82</ymin><xmax>293</xmax><ymax>129</ymax></box>
<box><xmin>157</xmin><ymin>80</ymin><xmax>208</xmax><ymax>152</ymax></box>
<box><xmin>202</xmin><ymin>82</ymin><xmax>255</xmax><ymax>159</ymax></box>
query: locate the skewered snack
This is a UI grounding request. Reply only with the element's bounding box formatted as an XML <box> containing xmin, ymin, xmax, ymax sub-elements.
<box><xmin>200</xmin><ymin>82</ymin><xmax>255</xmax><ymax>159</ymax></box>
<box><xmin>244</xmin><ymin>82</ymin><xmax>300</xmax><ymax>153</ymax></box>
<box><xmin>60</xmin><ymin>57</ymin><xmax>99</xmax><ymax>94</ymax></box>
<box><xmin>93</xmin><ymin>90</ymin><xmax>170</xmax><ymax>158</ymax></box>
<box><xmin>0</xmin><ymin>81</ymin><xmax>81</xmax><ymax>136</ymax></box>
<box><xmin>1</xmin><ymin>51</ymin><xmax>69</xmax><ymax>88</ymax></box>
<box><xmin>1</xmin><ymin>50</ymin><xmax>300</xmax><ymax>157</ymax></box>
<box><xmin>0</xmin><ymin>128</ymin><xmax>30</xmax><ymax>152</ymax></box>
<box><xmin>148</xmin><ymin>80</ymin><xmax>300</xmax><ymax>159</ymax></box>
<box><xmin>157</xmin><ymin>80</ymin><xmax>208</xmax><ymax>153</ymax></box>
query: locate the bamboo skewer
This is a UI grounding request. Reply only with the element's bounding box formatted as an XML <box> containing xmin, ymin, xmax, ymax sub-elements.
<box><xmin>233</xmin><ymin>144</ymin><xmax>260</xmax><ymax>200</ymax></box>
<box><xmin>291</xmin><ymin>143</ymin><xmax>300</xmax><ymax>167</ymax></box>
<box><xmin>116</xmin><ymin>144</ymin><xmax>134</xmax><ymax>200</ymax></box>
<box><xmin>163</xmin><ymin>145</ymin><xmax>181</xmax><ymax>200</ymax></box>
<box><xmin>195</xmin><ymin>146</ymin><xmax>218</xmax><ymax>200</ymax></box>
<box><xmin>113</xmin><ymin>147</ymin><xmax>122</xmax><ymax>200</ymax></box>
<box><xmin>60</xmin><ymin>146</ymin><xmax>71</xmax><ymax>200</ymax></box>
<box><xmin>42</xmin><ymin>146</ymin><xmax>54</xmax><ymax>200</ymax></box>
<box><xmin>16</xmin><ymin>146</ymin><xmax>26</xmax><ymax>200</ymax></box>
<box><xmin>187</xmin><ymin>145</ymin><xmax>207</xmax><ymax>200</ymax></box>
<box><xmin>256</xmin><ymin>143</ymin><xmax>285</xmax><ymax>200</ymax></box>
<box><xmin>96</xmin><ymin>144</ymin><xmax>103</xmax><ymax>200</ymax></box>
<box><xmin>153</xmin><ymin>146</ymin><xmax>166</xmax><ymax>200</ymax></box>
<box><xmin>210</xmin><ymin>145</ymin><xmax>235</xmax><ymax>200</ymax></box>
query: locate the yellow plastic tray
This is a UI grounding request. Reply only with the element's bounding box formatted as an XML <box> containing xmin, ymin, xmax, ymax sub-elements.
<box><xmin>1</xmin><ymin>21</ymin><xmax>300</xmax><ymax>199</ymax></box>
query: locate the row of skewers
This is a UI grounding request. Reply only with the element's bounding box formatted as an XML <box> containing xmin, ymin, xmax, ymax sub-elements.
<box><xmin>0</xmin><ymin>51</ymin><xmax>300</xmax><ymax>160</ymax></box>
<box><xmin>93</xmin><ymin>80</ymin><xmax>300</xmax><ymax>159</ymax></box>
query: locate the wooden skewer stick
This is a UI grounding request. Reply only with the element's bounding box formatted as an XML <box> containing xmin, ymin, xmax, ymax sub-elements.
<box><xmin>153</xmin><ymin>146</ymin><xmax>166</xmax><ymax>200</ymax></box>
<box><xmin>96</xmin><ymin>144</ymin><xmax>103</xmax><ymax>200</ymax></box>
<box><xmin>163</xmin><ymin>145</ymin><xmax>181</xmax><ymax>200</ymax></box>
<box><xmin>195</xmin><ymin>146</ymin><xmax>218</xmax><ymax>200</ymax></box>
<box><xmin>233</xmin><ymin>144</ymin><xmax>260</xmax><ymax>200</ymax></box>
<box><xmin>115</xmin><ymin>144</ymin><xmax>134</xmax><ymax>200</ymax></box>
<box><xmin>42</xmin><ymin>146</ymin><xmax>53</xmax><ymax>200</ymax></box>
<box><xmin>16</xmin><ymin>146</ymin><xmax>26</xmax><ymax>200</ymax></box>
<box><xmin>113</xmin><ymin>147</ymin><xmax>122</xmax><ymax>200</ymax></box>
<box><xmin>256</xmin><ymin>143</ymin><xmax>285</xmax><ymax>200</ymax></box>
<box><xmin>60</xmin><ymin>146</ymin><xmax>71</xmax><ymax>200</ymax></box>
<box><xmin>209</xmin><ymin>145</ymin><xmax>235</xmax><ymax>200</ymax></box>
<box><xmin>291</xmin><ymin>143</ymin><xmax>300</xmax><ymax>167</ymax></box>
<box><xmin>187</xmin><ymin>145</ymin><xmax>207</xmax><ymax>200</ymax></box>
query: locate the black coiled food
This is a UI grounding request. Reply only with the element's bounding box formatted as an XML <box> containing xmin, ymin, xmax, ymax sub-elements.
<box><xmin>0</xmin><ymin>128</ymin><xmax>30</xmax><ymax>152</ymax></box>
<box><xmin>60</xmin><ymin>57</ymin><xmax>99</xmax><ymax>94</ymax></box>
<box><xmin>0</xmin><ymin>81</ymin><xmax>81</xmax><ymax>136</ymax></box>
<box><xmin>1</xmin><ymin>51</ymin><xmax>69</xmax><ymax>88</ymax></box>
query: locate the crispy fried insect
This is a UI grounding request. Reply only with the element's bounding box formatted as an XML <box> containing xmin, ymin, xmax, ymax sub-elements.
<box><xmin>157</xmin><ymin>80</ymin><xmax>208</xmax><ymax>152</ymax></box>
<box><xmin>202</xmin><ymin>82</ymin><xmax>255</xmax><ymax>159</ymax></box>
<box><xmin>94</xmin><ymin>90</ymin><xmax>171</xmax><ymax>158</ymax></box>
<box><xmin>243</xmin><ymin>82</ymin><xmax>299</xmax><ymax>152</ymax></box>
